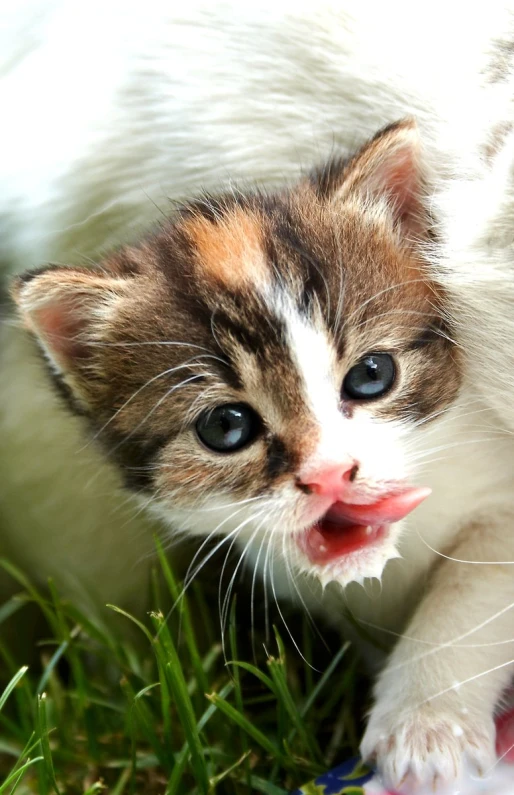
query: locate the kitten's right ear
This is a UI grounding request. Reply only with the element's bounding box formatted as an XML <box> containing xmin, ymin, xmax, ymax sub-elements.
<box><xmin>317</xmin><ymin>119</ymin><xmax>429</xmax><ymax>240</ymax></box>
<box><xmin>11</xmin><ymin>266</ymin><xmax>131</xmax><ymax>404</ymax></box>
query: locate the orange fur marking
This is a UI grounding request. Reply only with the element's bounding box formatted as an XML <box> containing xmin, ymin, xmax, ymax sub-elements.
<box><xmin>183</xmin><ymin>210</ymin><xmax>269</xmax><ymax>289</ymax></box>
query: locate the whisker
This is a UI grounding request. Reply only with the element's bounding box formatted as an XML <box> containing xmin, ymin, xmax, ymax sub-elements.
<box><xmin>332</xmin><ymin>227</ymin><xmax>346</xmax><ymax>333</ymax></box>
<box><xmin>415</xmin><ymin>530</ymin><xmax>514</xmax><ymax>565</ymax></box>
<box><xmin>406</xmin><ymin>436</ymin><xmax>509</xmax><ymax>464</ymax></box>
<box><xmin>180</xmin><ymin>507</ymin><xmax>253</xmax><ymax>593</ymax></box>
<box><xmin>104</xmin><ymin>373</ymin><xmax>204</xmax><ymax>459</ymax></box>
<box><xmin>480</xmin><ymin>734</ymin><xmax>514</xmax><ymax>776</ymax></box>
<box><xmin>410</xmin><ymin>403</ymin><xmax>494</xmax><ymax>430</ymax></box>
<box><xmin>219</xmin><ymin>512</ymin><xmax>270</xmax><ymax>654</ymax></box>
<box><xmin>340</xmin><ymin>278</ymin><xmax>430</xmax><ymax>331</ymax></box>
<box><xmin>269</xmin><ymin>531</ymin><xmax>321</xmax><ymax>669</ymax></box>
<box><xmin>194</xmin><ymin>495</ymin><xmax>272</xmax><ymax>514</ymax></box>
<box><xmin>356</xmin><ymin>615</ymin><xmax>514</xmax><ymax>659</ymax></box>
<box><xmin>417</xmin><ymin>657</ymin><xmax>514</xmax><ymax>708</ymax></box>
<box><xmin>88</xmin><ymin>340</ymin><xmax>213</xmax><ymax>352</ymax></box>
<box><xmin>250</xmin><ymin>522</ymin><xmax>275</xmax><ymax>660</ymax></box>
<box><xmin>282</xmin><ymin>526</ymin><xmax>329</xmax><ymax>655</ymax></box>
<box><xmin>82</xmin><ymin>354</ymin><xmax>218</xmax><ymax>450</ymax></box>
<box><xmin>181</xmin><ymin>498</ymin><xmax>275</xmax><ymax>594</ymax></box>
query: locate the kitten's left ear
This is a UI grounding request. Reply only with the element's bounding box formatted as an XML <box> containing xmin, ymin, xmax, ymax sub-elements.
<box><xmin>323</xmin><ymin>119</ymin><xmax>428</xmax><ymax>239</ymax></box>
<box><xmin>11</xmin><ymin>265</ymin><xmax>132</xmax><ymax>407</ymax></box>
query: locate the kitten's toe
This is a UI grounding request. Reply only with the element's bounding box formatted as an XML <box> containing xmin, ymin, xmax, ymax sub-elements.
<box><xmin>361</xmin><ymin>704</ymin><xmax>496</xmax><ymax>793</ymax></box>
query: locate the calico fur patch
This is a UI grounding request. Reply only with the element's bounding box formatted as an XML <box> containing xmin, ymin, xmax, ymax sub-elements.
<box><xmin>12</xmin><ymin>120</ymin><xmax>461</xmax><ymax>504</ymax></box>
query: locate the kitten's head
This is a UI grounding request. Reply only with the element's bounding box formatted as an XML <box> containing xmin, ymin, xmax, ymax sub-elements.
<box><xmin>12</xmin><ymin>119</ymin><xmax>461</xmax><ymax>588</ymax></box>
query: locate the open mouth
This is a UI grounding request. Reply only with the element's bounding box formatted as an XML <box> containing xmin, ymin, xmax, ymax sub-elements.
<box><xmin>300</xmin><ymin>487</ymin><xmax>431</xmax><ymax>565</ymax></box>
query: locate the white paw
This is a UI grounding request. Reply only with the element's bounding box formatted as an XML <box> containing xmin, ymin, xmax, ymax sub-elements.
<box><xmin>360</xmin><ymin>703</ymin><xmax>496</xmax><ymax>793</ymax></box>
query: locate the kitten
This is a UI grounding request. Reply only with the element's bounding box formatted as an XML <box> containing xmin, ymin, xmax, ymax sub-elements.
<box><xmin>4</xmin><ymin>4</ymin><xmax>514</xmax><ymax>793</ymax></box>
<box><xmin>10</xmin><ymin>119</ymin><xmax>514</xmax><ymax>793</ymax></box>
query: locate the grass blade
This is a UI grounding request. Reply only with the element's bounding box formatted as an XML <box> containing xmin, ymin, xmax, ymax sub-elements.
<box><xmin>120</xmin><ymin>676</ymin><xmax>171</xmax><ymax>770</ymax></box>
<box><xmin>268</xmin><ymin>629</ymin><xmax>322</xmax><ymax>764</ymax></box>
<box><xmin>166</xmin><ymin>681</ymin><xmax>234</xmax><ymax>795</ymax></box>
<box><xmin>150</xmin><ymin>612</ymin><xmax>209</xmax><ymax>794</ymax></box>
<box><xmin>0</xmin><ymin>667</ymin><xmax>29</xmax><ymax>713</ymax></box>
<box><xmin>106</xmin><ymin>605</ymin><xmax>154</xmax><ymax>645</ymax></box>
<box><xmin>242</xmin><ymin>776</ymin><xmax>288</xmax><ymax>795</ymax></box>
<box><xmin>155</xmin><ymin>537</ymin><xmax>208</xmax><ymax>700</ymax></box>
<box><xmin>0</xmin><ymin>561</ymin><xmax>59</xmax><ymax>637</ymax></box>
<box><xmin>206</xmin><ymin>692</ymin><xmax>285</xmax><ymax>764</ymax></box>
<box><xmin>209</xmin><ymin>750</ymin><xmax>251</xmax><ymax>788</ymax></box>
<box><xmin>227</xmin><ymin>661</ymin><xmax>275</xmax><ymax>693</ymax></box>
<box><xmin>110</xmin><ymin>768</ymin><xmax>131</xmax><ymax>795</ymax></box>
<box><xmin>37</xmin><ymin>694</ymin><xmax>60</xmax><ymax>795</ymax></box>
<box><xmin>299</xmin><ymin>641</ymin><xmax>350</xmax><ymax>721</ymax></box>
<box><xmin>0</xmin><ymin>756</ymin><xmax>45</xmax><ymax>793</ymax></box>
<box><xmin>83</xmin><ymin>783</ymin><xmax>107</xmax><ymax>795</ymax></box>
<box><xmin>228</xmin><ymin>600</ymin><xmax>252</xmax><ymax>790</ymax></box>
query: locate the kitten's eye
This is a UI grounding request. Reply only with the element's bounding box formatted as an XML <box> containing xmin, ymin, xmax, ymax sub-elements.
<box><xmin>343</xmin><ymin>353</ymin><xmax>396</xmax><ymax>400</ymax></box>
<box><xmin>196</xmin><ymin>404</ymin><xmax>261</xmax><ymax>452</ymax></box>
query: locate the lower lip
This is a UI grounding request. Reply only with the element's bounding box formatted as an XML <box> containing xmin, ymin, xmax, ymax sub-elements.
<box><xmin>300</xmin><ymin>520</ymin><xmax>387</xmax><ymax>565</ymax></box>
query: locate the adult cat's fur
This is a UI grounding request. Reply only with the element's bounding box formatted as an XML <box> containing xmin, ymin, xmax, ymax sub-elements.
<box><xmin>0</xmin><ymin>0</ymin><xmax>510</xmax><ymax>269</ymax></box>
<box><xmin>2</xmin><ymin>3</ymin><xmax>514</xmax><ymax>792</ymax></box>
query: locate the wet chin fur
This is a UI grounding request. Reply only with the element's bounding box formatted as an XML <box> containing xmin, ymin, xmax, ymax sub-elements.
<box><xmin>292</xmin><ymin>522</ymin><xmax>403</xmax><ymax>588</ymax></box>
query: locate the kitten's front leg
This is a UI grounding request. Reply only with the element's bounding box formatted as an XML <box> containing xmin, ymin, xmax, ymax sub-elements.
<box><xmin>361</xmin><ymin>514</ymin><xmax>514</xmax><ymax>792</ymax></box>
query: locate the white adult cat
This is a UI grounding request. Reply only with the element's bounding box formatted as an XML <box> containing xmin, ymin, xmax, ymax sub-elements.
<box><xmin>2</xmin><ymin>3</ymin><xmax>514</xmax><ymax>792</ymax></box>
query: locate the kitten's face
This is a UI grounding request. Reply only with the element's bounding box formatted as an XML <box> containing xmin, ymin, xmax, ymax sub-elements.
<box><xmin>13</xmin><ymin>120</ymin><xmax>461</xmax><ymax>587</ymax></box>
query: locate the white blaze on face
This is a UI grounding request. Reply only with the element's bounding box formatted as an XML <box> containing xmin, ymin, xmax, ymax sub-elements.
<box><xmin>281</xmin><ymin>302</ymin><xmax>342</xmax><ymax>455</ymax></box>
<box><xmin>279</xmin><ymin>298</ymin><xmax>409</xmax><ymax>503</ymax></box>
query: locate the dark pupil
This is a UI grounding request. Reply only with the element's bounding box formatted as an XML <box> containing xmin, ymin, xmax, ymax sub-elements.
<box><xmin>366</xmin><ymin>360</ymin><xmax>379</xmax><ymax>380</ymax></box>
<box><xmin>196</xmin><ymin>404</ymin><xmax>258</xmax><ymax>452</ymax></box>
<box><xmin>220</xmin><ymin>416</ymin><xmax>231</xmax><ymax>434</ymax></box>
<box><xmin>343</xmin><ymin>353</ymin><xmax>395</xmax><ymax>400</ymax></box>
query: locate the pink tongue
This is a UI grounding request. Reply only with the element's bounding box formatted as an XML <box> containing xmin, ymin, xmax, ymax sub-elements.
<box><xmin>324</xmin><ymin>487</ymin><xmax>431</xmax><ymax>526</ymax></box>
<box><xmin>303</xmin><ymin>487</ymin><xmax>431</xmax><ymax>565</ymax></box>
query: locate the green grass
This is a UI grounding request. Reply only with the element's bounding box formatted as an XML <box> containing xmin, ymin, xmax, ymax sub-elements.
<box><xmin>0</xmin><ymin>543</ymin><xmax>366</xmax><ymax>794</ymax></box>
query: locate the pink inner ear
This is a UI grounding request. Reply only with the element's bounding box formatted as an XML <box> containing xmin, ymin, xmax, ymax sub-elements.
<box><xmin>337</xmin><ymin>122</ymin><xmax>426</xmax><ymax>237</ymax></box>
<box><xmin>34</xmin><ymin>301</ymin><xmax>91</xmax><ymax>367</ymax></box>
<box><xmin>376</xmin><ymin>145</ymin><xmax>420</xmax><ymax>221</ymax></box>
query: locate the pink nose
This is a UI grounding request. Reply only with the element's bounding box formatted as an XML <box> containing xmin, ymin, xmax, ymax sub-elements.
<box><xmin>298</xmin><ymin>461</ymin><xmax>358</xmax><ymax>498</ymax></box>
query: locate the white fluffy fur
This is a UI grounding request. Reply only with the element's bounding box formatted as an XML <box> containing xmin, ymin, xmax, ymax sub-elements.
<box><xmin>0</xmin><ymin>0</ymin><xmax>510</xmax><ymax>269</ymax></box>
<box><xmin>3</xmin><ymin>2</ymin><xmax>514</xmax><ymax>791</ymax></box>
